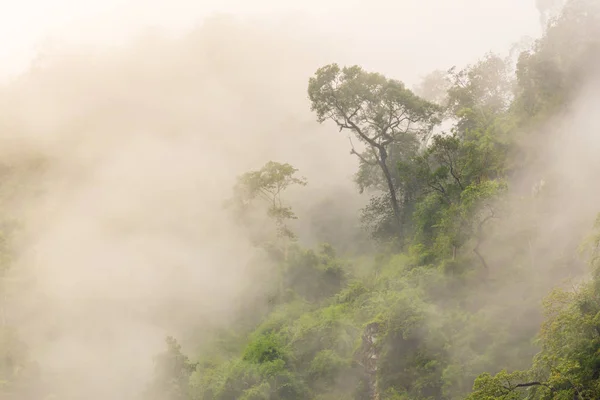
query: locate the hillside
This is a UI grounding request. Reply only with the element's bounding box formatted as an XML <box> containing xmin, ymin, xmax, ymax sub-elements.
<box><xmin>2</xmin><ymin>1</ymin><xmax>600</xmax><ymax>399</ymax></box>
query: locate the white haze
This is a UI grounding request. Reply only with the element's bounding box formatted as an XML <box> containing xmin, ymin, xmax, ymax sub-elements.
<box><xmin>1</xmin><ymin>0</ymin><xmax>541</xmax><ymax>82</ymax></box>
<box><xmin>0</xmin><ymin>1</ymin><xmax>560</xmax><ymax>399</ymax></box>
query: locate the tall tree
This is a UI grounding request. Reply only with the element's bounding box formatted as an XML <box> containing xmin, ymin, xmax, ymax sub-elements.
<box><xmin>447</xmin><ymin>53</ymin><xmax>513</xmax><ymax>134</ymax></box>
<box><xmin>307</xmin><ymin>64</ymin><xmax>440</xmax><ymax>238</ymax></box>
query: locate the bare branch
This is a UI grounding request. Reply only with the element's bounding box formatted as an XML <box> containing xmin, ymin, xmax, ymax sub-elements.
<box><xmin>501</xmin><ymin>380</ymin><xmax>554</xmax><ymax>395</ymax></box>
<box><xmin>511</xmin><ymin>381</ymin><xmax>552</xmax><ymax>389</ymax></box>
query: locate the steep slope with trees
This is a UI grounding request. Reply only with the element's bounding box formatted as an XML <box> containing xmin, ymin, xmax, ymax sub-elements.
<box><xmin>150</xmin><ymin>2</ymin><xmax>599</xmax><ymax>399</ymax></box>
<box><xmin>0</xmin><ymin>1</ymin><xmax>599</xmax><ymax>399</ymax></box>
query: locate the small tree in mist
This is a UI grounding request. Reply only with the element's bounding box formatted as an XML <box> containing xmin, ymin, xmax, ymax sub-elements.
<box><xmin>308</xmin><ymin>64</ymin><xmax>441</xmax><ymax>241</ymax></box>
<box><xmin>413</xmin><ymin>69</ymin><xmax>453</xmax><ymax>108</ymax></box>
<box><xmin>228</xmin><ymin>161</ymin><xmax>307</xmax><ymax>244</ymax></box>
<box><xmin>145</xmin><ymin>337</ymin><xmax>196</xmax><ymax>400</ymax></box>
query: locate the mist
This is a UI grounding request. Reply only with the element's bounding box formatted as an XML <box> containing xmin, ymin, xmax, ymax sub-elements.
<box><xmin>0</xmin><ymin>16</ymin><xmax>356</xmax><ymax>398</ymax></box>
<box><xmin>0</xmin><ymin>1</ymin><xmax>586</xmax><ymax>399</ymax></box>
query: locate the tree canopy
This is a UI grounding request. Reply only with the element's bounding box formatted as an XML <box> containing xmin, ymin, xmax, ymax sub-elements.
<box><xmin>308</xmin><ymin>64</ymin><xmax>441</xmax><ymax>241</ymax></box>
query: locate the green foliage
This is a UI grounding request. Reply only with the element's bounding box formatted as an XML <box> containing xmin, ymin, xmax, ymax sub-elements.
<box><xmin>308</xmin><ymin>63</ymin><xmax>441</xmax><ymax>240</ymax></box>
<box><xmin>447</xmin><ymin>53</ymin><xmax>514</xmax><ymax>133</ymax></box>
<box><xmin>228</xmin><ymin>161</ymin><xmax>307</xmax><ymax>242</ymax></box>
<box><xmin>515</xmin><ymin>0</ymin><xmax>600</xmax><ymax>117</ymax></box>
<box><xmin>7</xmin><ymin>2</ymin><xmax>600</xmax><ymax>400</ymax></box>
<box><xmin>307</xmin><ymin>64</ymin><xmax>440</xmax><ymax>136</ymax></box>
<box><xmin>464</xmin><ymin>213</ymin><xmax>600</xmax><ymax>399</ymax></box>
<box><xmin>308</xmin><ymin>350</ymin><xmax>346</xmax><ymax>387</ymax></box>
<box><xmin>145</xmin><ymin>336</ymin><xmax>197</xmax><ymax>400</ymax></box>
<box><xmin>466</xmin><ymin>370</ymin><xmax>538</xmax><ymax>400</ymax></box>
<box><xmin>284</xmin><ymin>244</ymin><xmax>347</xmax><ymax>302</ymax></box>
<box><xmin>414</xmin><ymin>69</ymin><xmax>452</xmax><ymax>107</ymax></box>
<box><xmin>243</xmin><ymin>333</ymin><xmax>286</xmax><ymax>365</ymax></box>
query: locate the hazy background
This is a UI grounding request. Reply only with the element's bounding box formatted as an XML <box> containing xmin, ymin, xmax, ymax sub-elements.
<box><xmin>1</xmin><ymin>0</ymin><xmax>541</xmax><ymax>82</ymax></box>
<box><xmin>0</xmin><ymin>1</ymin><xmax>551</xmax><ymax>399</ymax></box>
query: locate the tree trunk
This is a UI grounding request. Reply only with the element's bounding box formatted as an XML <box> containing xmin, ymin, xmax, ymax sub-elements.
<box><xmin>473</xmin><ymin>246</ymin><xmax>489</xmax><ymax>270</ymax></box>
<box><xmin>377</xmin><ymin>146</ymin><xmax>402</xmax><ymax>238</ymax></box>
<box><xmin>362</xmin><ymin>323</ymin><xmax>381</xmax><ymax>400</ymax></box>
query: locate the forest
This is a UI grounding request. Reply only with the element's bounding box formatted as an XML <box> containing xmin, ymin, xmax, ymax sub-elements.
<box><xmin>1</xmin><ymin>0</ymin><xmax>600</xmax><ymax>399</ymax></box>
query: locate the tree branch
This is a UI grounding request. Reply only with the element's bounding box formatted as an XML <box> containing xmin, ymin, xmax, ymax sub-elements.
<box><xmin>502</xmin><ymin>380</ymin><xmax>553</xmax><ymax>394</ymax></box>
<box><xmin>349</xmin><ymin>136</ymin><xmax>378</xmax><ymax>166</ymax></box>
<box><xmin>426</xmin><ymin>182</ymin><xmax>452</xmax><ymax>204</ymax></box>
<box><xmin>443</xmin><ymin>147</ymin><xmax>464</xmax><ymax>190</ymax></box>
<box><xmin>473</xmin><ymin>207</ymin><xmax>497</xmax><ymax>269</ymax></box>
<box><xmin>330</xmin><ymin>98</ymin><xmax>381</xmax><ymax>149</ymax></box>
<box><xmin>511</xmin><ymin>381</ymin><xmax>551</xmax><ymax>389</ymax></box>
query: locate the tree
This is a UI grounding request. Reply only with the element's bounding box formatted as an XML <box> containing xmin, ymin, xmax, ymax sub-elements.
<box><xmin>226</xmin><ymin>161</ymin><xmax>308</xmax><ymax>299</ymax></box>
<box><xmin>447</xmin><ymin>53</ymin><xmax>513</xmax><ymax>134</ymax></box>
<box><xmin>144</xmin><ymin>337</ymin><xmax>197</xmax><ymax>400</ymax></box>
<box><xmin>308</xmin><ymin>64</ymin><xmax>440</xmax><ymax>239</ymax></box>
<box><xmin>515</xmin><ymin>0</ymin><xmax>600</xmax><ymax>117</ymax></box>
<box><xmin>412</xmin><ymin>134</ymin><xmax>467</xmax><ymax>205</ymax></box>
<box><xmin>405</xmin><ymin>131</ymin><xmax>507</xmax><ymax>263</ymax></box>
<box><xmin>466</xmin><ymin>370</ymin><xmax>545</xmax><ymax>400</ymax></box>
<box><xmin>536</xmin><ymin>0</ymin><xmax>567</xmax><ymax>29</ymax></box>
<box><xmin>466</xmin><ymin>214</ymin><xmax>600</xmax><ymax>399</ymax></box>
<box><xmin>413</xmin><ymin>69</ymin><xmax>453</xmax><ymax>108</ymax></box>
<box><xmin>228</xmin><ymin>161</ymin><xmax>307</xmax><ymax>242</ymax></box>
<box><xmin>357</xmin><ymin>136</ymin><xmax>421</xmax><ymax>242</ymax></box>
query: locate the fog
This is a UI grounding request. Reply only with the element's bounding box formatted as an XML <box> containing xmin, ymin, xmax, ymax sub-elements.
<box><xmin>0</xmin><ymin>1</ymin><xmax>571</xmax><ymax>398</ymax></box>
<box><xmin>1</xmin><ymin>0</ymin><xmax>541</xmax><ymax>81</ymax></box>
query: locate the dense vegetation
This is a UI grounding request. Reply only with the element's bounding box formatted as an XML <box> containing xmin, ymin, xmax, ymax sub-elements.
<box><xmin>2</xmin><ymin>1</ymin><xmax>600</xmax><ymax>399</ymax></box>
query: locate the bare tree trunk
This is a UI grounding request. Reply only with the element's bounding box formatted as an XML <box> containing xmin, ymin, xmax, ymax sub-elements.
<box><xmin>378</xmin><ymin>147</ymin><xmax>402</xmax><ymax>238</ymax></box>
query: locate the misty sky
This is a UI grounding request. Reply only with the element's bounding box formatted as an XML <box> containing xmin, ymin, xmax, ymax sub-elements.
<box><xmin>0</xmin><ymin>0</ymin><xmax>541</xmax><ymax>83</ymax></box>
